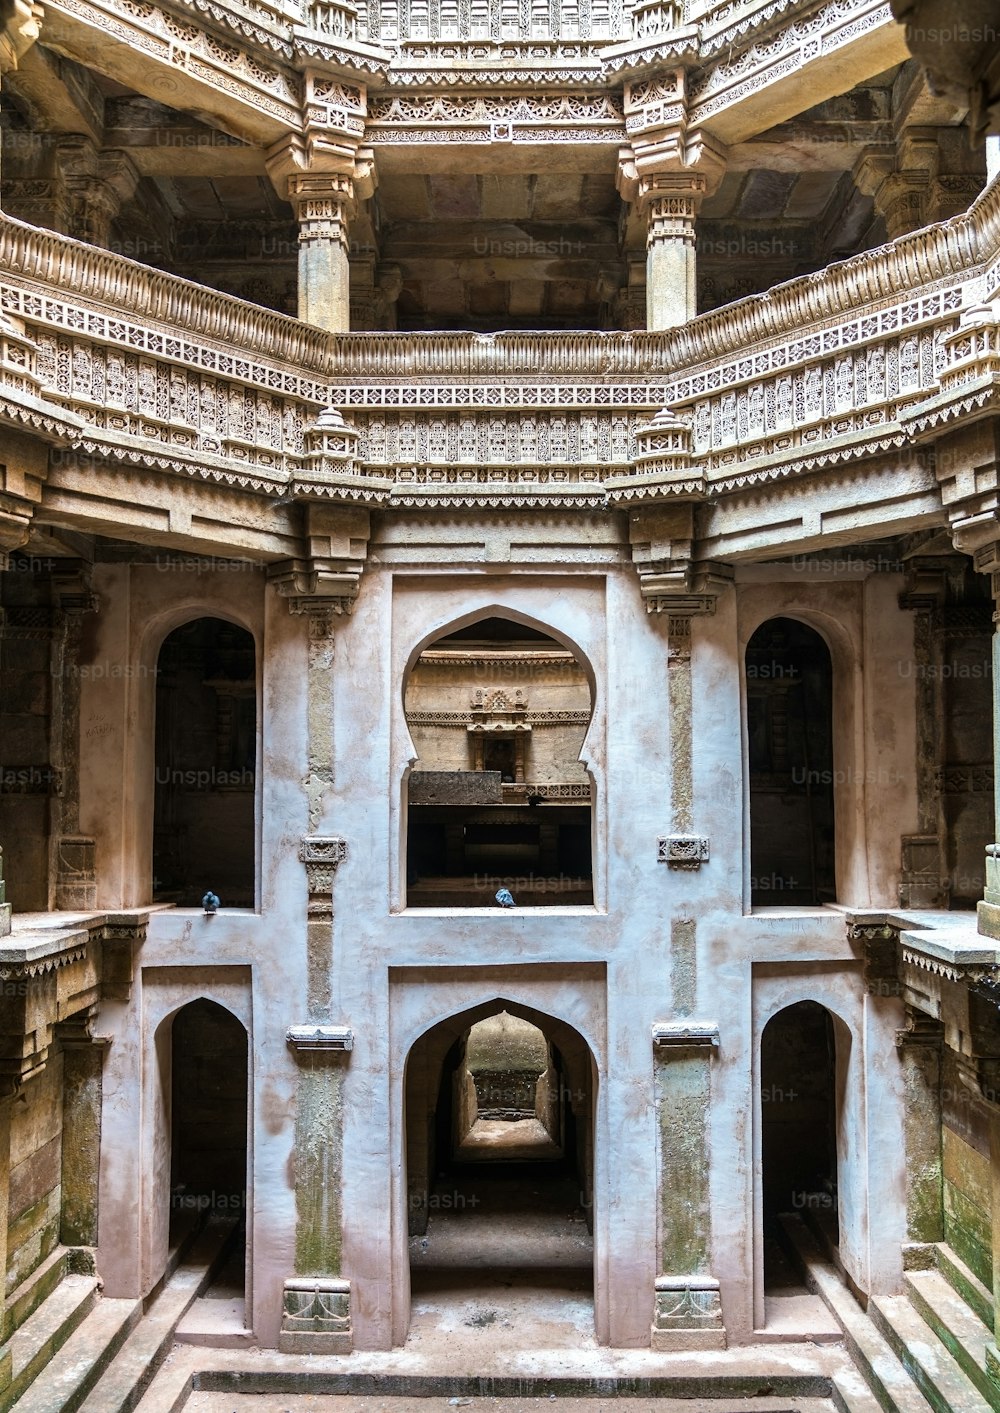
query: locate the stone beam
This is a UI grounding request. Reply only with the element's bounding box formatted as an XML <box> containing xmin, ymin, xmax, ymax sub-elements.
<box><xmin>4</xmin><ymin>43</ymin><xmax>104</xmax><ymax>141</ymax></box>
<box><xmin>690</xmin><ymin>0</ymin><xmax>910</xmax><ymax>147</ymax></box>
<box><xmin>38</xmin><ymin>0</ymin><xmax>299</xmax><ymax>147</ymax></box>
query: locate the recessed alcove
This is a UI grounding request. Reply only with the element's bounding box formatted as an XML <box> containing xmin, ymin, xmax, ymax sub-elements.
<box><xmin>152</xmin><ymin>618</ymin><xmax>256</xmax><ymax>908</ymax></box>
<box><xmin>404</xmin><ymin>617</ymin><xmax>594</xmax><ymax>907</ymax></box>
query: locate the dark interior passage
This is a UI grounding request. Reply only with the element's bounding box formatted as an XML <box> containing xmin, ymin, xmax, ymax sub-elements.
<box><xmin>170</xmin><ymin>998</ymin><xmax>248</xmax><ymax>1246</ymax></box>
<box><xmin>761</xmin><ymin>1000</ymin><xmax>839</xmax><ymax>1290</ymax></box>
<box><xmin>153</xmin><ymin>617</ymin><xmax>256</xmax><ymax>907</ymax></box>
<box><xmin>747</xmin><ymin>618</ymin><xmax>836</xmax><ymax>906</ymax></box>
<box><xmin>406</xmin><ymin>1007</ymin><xmax>594</xmax><ymax>1329</ymax></box>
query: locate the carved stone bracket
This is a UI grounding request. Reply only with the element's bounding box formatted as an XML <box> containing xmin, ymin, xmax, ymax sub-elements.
<box><xmin>848</xmin><ymin>918</ymin><xmax>902</xmax><ymax>997</ymax></box>
<box><xmin>278</xmin><ymin>1276</ymin><xmax>352</xmax><ymax>1354</ymax></box>
<box><xmin>652</xmin><ymin>1021</ymin><xmax>719</xmax><ymax>1050</ymax></box>
<box><xmin>651</xmin><ymin>1274</ymin><xmax>726</xmax><ymax>1350</ymax></box>
<box><xmin>100</xmin><ymin>914</ymin><xmax>148</xmax><ymax>1003</ymax></box>
<box><xmin>658</xmin><ymin>835</ymin><xmax>709</xmax><ymax>869</ymax></box>
<box><xmin>298</xmin><ymin>835</ymin><xmax>348</xmax><ymax>913</ymax></box>
<box><xmin>287</xmin><ymin>1024</ymin><xmax>354</xmax><ymax>1053</ymax></box>
<box><xmin>269</xmin><ymin>505</ymin><xmax>370</xmax><ymax>616</ymax></box>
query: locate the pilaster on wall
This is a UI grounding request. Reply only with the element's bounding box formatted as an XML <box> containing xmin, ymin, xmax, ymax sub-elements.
<box><xmin>628</xmin><ymin>501</ymin><xmax>730</xmax><ymax>855</ymax></box>
<box><xmin>616</xmin><ymin>70</ymin><xmax>726</xmax><ymax>330</ymax></box>
<box><xmin>651</xmin><ymin>1022</ymin><xmax>725</xmax><ymax>1349</ymax></box>
<box><xmin>271</xmin><ymin>503</ymin><xmax>364</xmax><ymax>1354</ymax></box>
<box><xmin>897</xmin><ymin>555</ymin><xmax>965</xmax><ymax>910</ymax></box>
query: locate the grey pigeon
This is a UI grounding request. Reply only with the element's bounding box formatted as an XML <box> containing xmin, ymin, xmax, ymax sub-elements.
<box><xmin>495</xmin><ymin>887</ymin><xmax>516</xmax><ymax>908</ymax></box>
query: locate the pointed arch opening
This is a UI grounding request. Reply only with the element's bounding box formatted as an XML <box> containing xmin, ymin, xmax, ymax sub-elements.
<box><xmin>759</xmin><ymin>1000</ymin><xmax>845</xmax><ymax>1327</ymax></box>
<box><xmin>152</xmin><ymin>617</ymin><xmax>256</xmax><ymax>907</ymax></box>
<box><xmin>746</xmin><ymin>617</ymin><xmax>836</xmax><ymax>906</ymax></box>
<box><xmin>168</xmin><ymin>998</ymin><xmax>250</xmax><ymax>1326</ymax></box>
<box><xmin>404</xmin><ymin>998</ymin><xmax>596</xmax><ymax>1340</ymax></box>
<box><xmin>403</xmin><ymin>615</ymin><xmax>594</xmax><ymax>906</ymax></box>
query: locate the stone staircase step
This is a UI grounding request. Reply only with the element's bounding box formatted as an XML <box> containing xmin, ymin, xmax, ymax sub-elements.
<box><xmin>832</xmin><ymin>1364</ymin><xmax>894</xmax><ymax>1413</ymax></box>
<box><xmin>0</xmin><ymin>1272</ymin><xmax>100</xmax><ymax>1412</ymax></box>
<box><xmin>933</xmin><ymin>1244</ymin><xmax>995</xmax><ymax>1333</ymax></box>
<box><xmin>78</xmin><ymin>1223</ymin><xmax>236</xmax><ymax>1413</ymax></box>
<box><xmin>131</xmin><ymin>1359</ymin><xmax>192</xmax><ymax>1413</ymax></box>
<box><xmin>12</xmin><ymin>1296</ymin><xmax>142</xmax><ymax>1413</ymax></box>
<box><xmin>779</xmin><ymin>1215</ymin><xmax>934</xmax><ymax>1413</ymax></box>
<box><xmin>903</xmin><ymin>1269</ymin><xmax>1000</xmax><ymax>1412</ymax></box>
<box><xmin>2</xmin><ymin>1246</ymin><xmax>70</xmax><ymax>1342</ymax></box>
<box><xmin>870</xmin><ymin>1293</ymin><xmax>992</xmax><ymax>1413</ymax></box>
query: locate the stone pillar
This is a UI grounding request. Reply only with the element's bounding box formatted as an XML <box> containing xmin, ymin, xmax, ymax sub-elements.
<box><xmin>855</xmin><ymin>125</ymin><xmax>986</xmax><ymax>240</ymax></box>
<box><xmin>617</xmin><ymin>75</ymin><xmax>726</xmax><ymax>331</ymax></box>
<box><xmin>50</xmin><ymin>566</ymin><xmax>98</xmax><ymax>911</ymax></box>
<box><xmin>0</xmin><ymin>846</ymin><xmax>9</xmax><ymax>938</ymax></box>
<box><xmin>0</xmin><ymin>0</ymin><xmax>41</xmax><ymax>196</ymax></box>
<box><xmin>640</xmin><ymin>174</ymin><xmax>706</xmax><ymax>330</ymax></box>
<box><xmin>58</xmin><ymin>1015</ymin><xmax>109</xmax><ymax>1246</ymax></box>
<box><xmin>288</xmin><ymin>174</ymin><xmax>355</xmax><ymax>332</ymax></box>
<box><xmin>650</xmin><ymin>1022</ymin><xmax>724</xmax><ymax>1348</ymax></box>
<box><xmin>988</xmin><ymin>135</ymin><xmax>1000</xmax><ymax>184</ymax></box>
<box><xmin>55</xmin><ymin>139</ymin><xmax>139</xmax><ymax>249</ymax></box>
<box><xmin>898</xmin><ymin>563</ymin><xmax>951</xmax><ymax>907</ymax></box>
<box><xmin>976</xmin><ymin>546</ymin><xmax>1000</xmax><ymax>939</ymax></box>
<box><xmin>280</xmin><ymin>1022</ymin><xmax>353</xmax><ymax>1353</ymax></box>
<box><xmin>275</xmin><ymin>588</ymin><xmax>357</xmax><ymax>1350</ymax></box>
<box><xmin>0</xmin><ymin>1094</ymin><xmax>12</xmax><ymax>1375</ymax></box>
<box><xmin>279</xmin><ymin>830</ymin><xmax>352</xmax><ymax>1351</ymax></box>
<box><xmin>895</xmin><ymin>1008</ymin><xmax>944</xmax><ymax>1251</ymax></box>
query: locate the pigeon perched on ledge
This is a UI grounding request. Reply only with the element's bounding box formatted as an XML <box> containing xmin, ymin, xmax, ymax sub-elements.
<box><xmin>495</xmin><ymin>887</ymin><xmax>516</xmax><ymax>908</ymax></box>
<box><xmin>202</xmin><ymin>891</ymin><xmax>220</xmax><ymax>914</ymax></box>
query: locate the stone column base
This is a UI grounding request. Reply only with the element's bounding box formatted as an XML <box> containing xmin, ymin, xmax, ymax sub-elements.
<box><xmin>650</xmin><ymin>1275</ymin><xmax>727</xmax><ymax>1350</ymax></box>
<box><xmin>277</xmin><ymin>1276</ymin><xmax>352</xmax><ymax>1354</ymax></box>
<box><xmin>0</xmin><ymin>905</ymin><xmax>9</xmax><ymax>939</ymax></box>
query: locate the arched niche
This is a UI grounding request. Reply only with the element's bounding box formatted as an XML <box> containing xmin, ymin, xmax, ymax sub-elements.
<box><xmin>152</xmin><ymin>617</ymin><xmax>256</xmax><ymax>907</ymax></box>
<box><xmin>403</xmin><ymin>996</ymin><xmax>596</xmax><ymax>1337</ymax></box>
<box><xmin>746</xmin><ymin>617</ymin><xmax>836</xmax><ymax>906</ymax></box>
<box><xmin>402</xmin><ymin>614</ymin><xmax>595</xmax><ymax>907</ymax></box>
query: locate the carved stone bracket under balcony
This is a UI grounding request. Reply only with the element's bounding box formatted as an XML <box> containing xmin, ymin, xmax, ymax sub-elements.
<box><xmin>270</xmin><ymin>505</ymin><xmax>371</xmax><ymax>617</ymax></box>
<box><xmin>847</xmin><ymin>917</ymin><xmax>902</xmax><ymax>998</ymax></box>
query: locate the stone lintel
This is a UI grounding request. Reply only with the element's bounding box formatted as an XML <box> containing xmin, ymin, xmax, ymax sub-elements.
<box><xmin>652</xmin><ymin>1021</ymin><xmax>719</xmax><ymax>1050</ymax></box>
<box><xmin>287</xmin><ymin>1025</ymin><xmax>354</xmax><ymax>1053</ymax></box>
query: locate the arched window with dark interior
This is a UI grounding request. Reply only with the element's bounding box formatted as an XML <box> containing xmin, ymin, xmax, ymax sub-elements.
<box><xmin>404</xmin><ymin>616</ymin><xmax>594</xmax><ymax>907</ymax></box>
<box><xmin>153</xmin><ymin>618</ymin><xmax>256</xmax><ymax>907</ymax></box>
<box><xmin>760</xmin><ymin>1001</ymin><xmax>841</xmax><ymax>1302</ymax></box>
<box><xmin>746</xmin><ymin>617</ymin><xmax>835</xmax><ymax>906</ymax></box>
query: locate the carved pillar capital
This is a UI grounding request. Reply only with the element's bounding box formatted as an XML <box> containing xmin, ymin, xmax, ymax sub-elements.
<box><xmin>298</xmin><ymin>834</ymin><xmax>348</xmax><ymax>914</ymax></box>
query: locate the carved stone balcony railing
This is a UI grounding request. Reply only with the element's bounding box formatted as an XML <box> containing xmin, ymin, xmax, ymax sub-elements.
<box><xmin>137</xmin><ymin>0</ymin><xmax>900</xmax><ymax>92</ymax></box>
<box><xmin>0</xmin><ymin>176</ymin><xmax>998</xmax><ymax>542</ymax></box>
